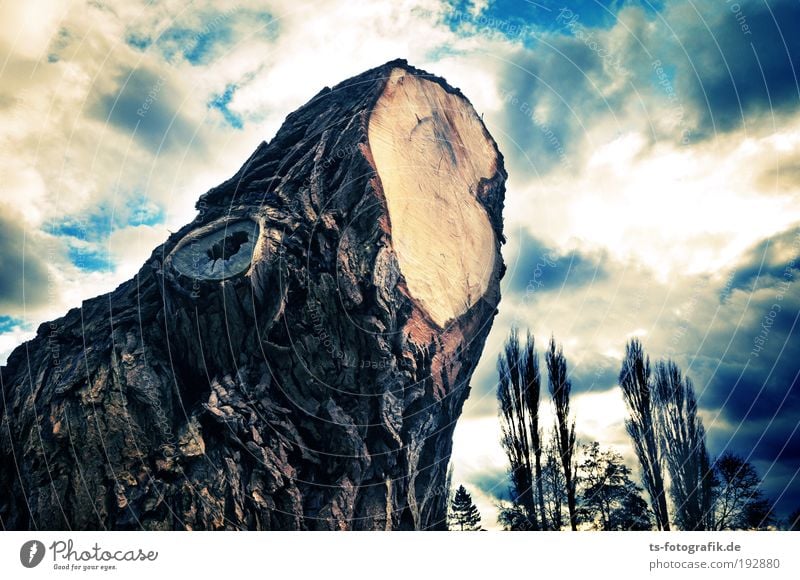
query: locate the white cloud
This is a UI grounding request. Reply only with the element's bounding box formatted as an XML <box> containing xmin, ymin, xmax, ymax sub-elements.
<box><xmin>0</xmin><ymin>326</ymin><xmax>36</xmax><ymax>366</ymax></box>
<box><xmin>506</xmin><ymin>121</ymin><xmax>800</xmax><ymax>281</ymax></box>
<box><xmin>0</xmin><ymin>0</ymin><xmax>70</xmax><ymax>60</ymax></box>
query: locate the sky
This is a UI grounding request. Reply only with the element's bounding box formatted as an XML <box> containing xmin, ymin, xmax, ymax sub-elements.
<box><xmin>0</xmin><ymin>0</ymin><xmax>798</xmax><ymax>530</ymax></box>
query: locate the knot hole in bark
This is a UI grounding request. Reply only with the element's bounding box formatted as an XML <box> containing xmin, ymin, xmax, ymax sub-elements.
<box><xmin>207</xmin><ymin>230</ymin><xmax>250</xmax><ymax>261</ymax></box>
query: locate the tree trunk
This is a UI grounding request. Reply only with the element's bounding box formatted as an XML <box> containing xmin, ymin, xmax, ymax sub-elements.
<box><xmin>0</xmin><ymin>60</ymin><xmax>506</xmax><ymax>531</ymax></box>
<box><xmin>534</xmin><ymin>449</ymin><xmax>546</xmax><ymax>529</ymax></box>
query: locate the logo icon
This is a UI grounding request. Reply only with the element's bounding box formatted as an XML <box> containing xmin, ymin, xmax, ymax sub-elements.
<box><xmin>20</xmin><ymin>540</ymin><xmax>45</xmax><ymax>568</ymax></box>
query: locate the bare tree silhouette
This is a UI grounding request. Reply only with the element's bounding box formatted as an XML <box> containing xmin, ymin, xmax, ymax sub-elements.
<box><xmin>653</xmin><ymin>360</ymin><xmax>714</xmax><ymax>530</ymax></box>
<box><xmin>618</xmin><ymin>339</ymin><xmax>670</xmax><ymax>530</ymax></box>
<box><xmin>711</xmin><ymin>452</ymin><xmax>775</xmax><ymax>530</ymax></box>
<box><xmin>546</xmin><ymin>337</ymin><xmax>578</xmax><ymax>531</ymax></box>
<box><xmin>497</xmin><ymin>328</ymin><xmax>545</xmax><ymax>529</ymax></box>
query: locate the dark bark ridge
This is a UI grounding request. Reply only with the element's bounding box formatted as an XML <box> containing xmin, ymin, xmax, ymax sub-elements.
<box><xmin>0</xmin><ymin>59</ymin><xmax>506</xmax><ymax>530</ymax></box>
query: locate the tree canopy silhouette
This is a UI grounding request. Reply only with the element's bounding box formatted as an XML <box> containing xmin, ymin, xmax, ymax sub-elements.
<box><xmin>578</xmin><ymin>441</ymin><xmax>652</xmax><ymax>530</ymax></box>
<box><xmin>618</xmin><ymin>339</ymin><xmax>670</xmax><ymax>530</ymax></box>
<box><xmin>711</xmin><ymin>452</ymin><xmax>775</xmax><ymax>530</ymax></box>
<box><xmin>653</xmin><ymin>360</ymin><xmax>714</xmax><ymax>530</ymax></box>
<box><xmin>547</xmin><ymin>337</ymin><xmax>578</xmax><ymax>531</ymax></box>
<box><xmin>497</xmin><ymin>328</ymin><xmax>545</xmax><ymax>530</ymax></box>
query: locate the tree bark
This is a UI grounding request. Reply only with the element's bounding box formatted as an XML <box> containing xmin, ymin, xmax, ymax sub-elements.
<box><xmin>0</xmin><ymin>59</ymin><xmax>506</xmax><ymax>531</ymax></box>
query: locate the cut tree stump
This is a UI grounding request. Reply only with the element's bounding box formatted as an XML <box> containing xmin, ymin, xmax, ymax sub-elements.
<box><xmin>0</xmin><ymin>59</ymin><xmax>506</xmax><ymax>530</ymax></box>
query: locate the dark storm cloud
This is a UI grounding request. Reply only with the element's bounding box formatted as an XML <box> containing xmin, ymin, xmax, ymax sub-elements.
<box><xmin>568</xmin><ymin>357</ymin><xmax>620</xmax><ymax>394</ymax></box>
<box><xmin>707</xmin><ymin>416</ymin><xmax>800</xmax><ymax>514</ymax></box>
<box><xmin>469</xmin><ymin>467</ymin><xmax>512</xmax><ymax>502</ymax></box>
<box><xmin>724</xmin><ymin>228</ymin><xmax>800</xmax><ymax>296</ymax></box>
<box><xmin>506</xmin><ymin>230</ymin><xmax>608</xmax><ymax>295</ymax></box>
<box><xmin>487</xmin><ymin>0</ymin><xmax>800</xmax><ymax>179</ymax></box>
<box><xmin>680</xmin><ymin>234</ymin><xmax>800</xmax><ymax>516</ymax></box>
<box><xmin>494</xmin><ymin>34</ymin><xmax>618</xmax><ymax>174</ymax></box>
<box><xmin>664</xmin><ymin>0</ymin><xmax>800</xmax><ymax>135</ymax></box>
<box><xmin>0</xmin><ymin>210</ymin><xmax>51</xmax><ymax>312</ymax></box>
<box><xmin>692</xmin><ymin>284</ymin><xmax>800</xmax><ymax>425</ymax></box>
<box><xmin>722</xmin><ymin>418</ymin><xmax>800</xmax><ymax>465</ymax></box>
<box><xmin>90</xmin><ymin>67</ymin><xmax>198</xmax><ymax>152</ymax></box>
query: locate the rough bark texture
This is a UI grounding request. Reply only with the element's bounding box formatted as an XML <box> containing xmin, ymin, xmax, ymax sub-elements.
<box><xmin>0</xmin><ymin>59</ymin><xmax>506</xmax><ymax>531</ymax></box>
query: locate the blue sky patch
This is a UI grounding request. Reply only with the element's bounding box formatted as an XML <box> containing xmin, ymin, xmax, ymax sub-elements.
<box><xmin>50</xmin><ymin>196</ymin><xmax>163</xmax><ymax>240</ymax></box>
<box><xmin>66</xmin><ymin>245</ymin><xmax>110</xmax><ymax>272</ymax></box>
<box><xmin>125</xmin><ymin>32</ymin><xmax>151</xmax><ymax>51</ymax></box>
<box><xmin>209</xmin><ymin>84</ymin><xmax>244</xmax><ymax>129</ymax></box>
<box><xmin>444</xmin><ymin>0</ymin><xmax>663</xmax><ymax>40</ymax></box>
<box><xmin>129</xmin><ymin>9</ymin><xmax>278</xmax><ymax>66</ymax></box>
<box><xmin>126</xmin><ymin>194</ymin><xmax>165</xmax><ymax>227</ymax></box>
<box><xmin>46</xmin><ymin>27</ymin><xmax>72</xmax><ymax>63</ymax></box>
<box><xmin>49</xmin><ymin>194</ymin><xmax>164</xmax><ymax>271</ymax></box>
<box><xmin>158</xmin><ymin>25</ymin><xmax>233</xmax><ymax>65</ymax></box>
<box><xmin>0</xmin><ymin>315</ymin><xmax>22</xmax><ymax>333</ymax></box>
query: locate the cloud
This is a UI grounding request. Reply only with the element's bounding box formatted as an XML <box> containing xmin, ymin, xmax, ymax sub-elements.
<box><xmin>725</xmin><ymin>227</ymin><xmax>800</xmax><ymax>295</ymax></box>
<box><xmin>469</xmin><ymin>468</ymin><xmax>512</xmax><ymax>502</ymax></box>
<box><xmin>90</xmin><ymin>66</ymin><xmax>200</xmax><ymax>152</ymax></box>
<box><xmin>0</xmin><ymin>0</ymin><xmax>68</xmax><ymax>60</ymax></box>
<box><xmin>663</xmin><ymin>0</ymin><xmax>800</xmax><ymax>135</ymax></box>
<box><xmin>0</xmin><ymin>207</ymin><xmax>52</xmax><ymax>312</ymax></box>
<box><xmin>505</xmin><ymin>230</ymin><xmax>608</xmax><ymax>295</ymax></box>
<box><xmin>493</xmin><ymin>35</ymin><xmax>619</xmax><ymax>175</ymax></box>
<box><xmin>126</xmin><ymin>6</ymin><xmax>278</xmax><ymax>66</ymax></box>
<box><xmin>0</xmin><ymin>326</ymin><xmax>36</xmax><ymax>366</ymax></box>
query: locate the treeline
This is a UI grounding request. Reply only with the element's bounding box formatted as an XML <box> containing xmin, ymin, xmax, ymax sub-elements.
<box><xmin>492</xmin><ymin>328</ymin><xmax>790</xmax><ymax>531</ymax></box>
